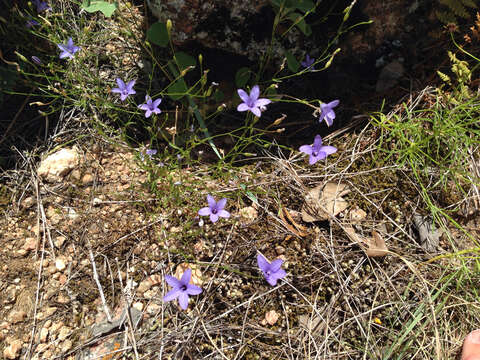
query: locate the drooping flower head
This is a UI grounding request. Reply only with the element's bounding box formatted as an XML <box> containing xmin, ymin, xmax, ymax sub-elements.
<box><xmin>257</xmin><ymin>253</ymin><xmax>287</xmax><ymax>286</ymax></box>
<box><xmin>138</xmin><ymin>95</ymin><xmax>162</xmax><ymax>118</ymax></box>
<box><xmin>57</xmin><ymin>38</ymin><xmax>80</xmax><ymax>59</ymax></box>
<box><xmin>31</xmin><ymin>56</ymin><xmax>42</xmax><ymax>65</ymax></box>
<box><xmin>299</xmin><ymin>135</ymin><xmax>337</xmax><ymax>165</ymax></box>
<box><xmin>198</xmin><ymin>195</ymin><xmax>230</xmax><ymax>223</ymax></box>
<box><xmin>301</xmin><ymin>54</ymin><xmax>315</xmax><ymax>69</ymax></box>
<box><xmin>237</xmin><ymin>85</ymin><xmax>271</xmax><ymax>117</ymax></box>
<box><xmin>163</xmin><ymin>268</ymin><xmax>202</xmax><ymax>310</ymax></box>
<box><xmin>319</xmin><ymin>99</ymin><xmax>339</xmax><ymax>127</ymax></box>
<box><xmin>111</xmin><ymin>78</ymin><xmax>136</xmax><ymax>101</ymax></box>
<box><xmin>26</xmin><ymin>18</ymin><xmax>39</xmax><ymax>28</ymax></box>
<box><xmin>33</xmin><ymin>0</ymin><xmax>51</xmax><ymax>12</ymax></box>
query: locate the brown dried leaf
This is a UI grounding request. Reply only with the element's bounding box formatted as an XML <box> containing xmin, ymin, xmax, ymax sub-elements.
<box><xmin>343</xmin><ymin>227</ymin><xmax>388</xmax><ymax>257</ymax></box>
<box><xmin>301</xmin><ymin>182</ymin><xmax>350</xmax><ymax>222</ymax></box>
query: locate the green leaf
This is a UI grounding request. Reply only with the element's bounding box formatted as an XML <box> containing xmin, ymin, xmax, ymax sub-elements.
<box><xmin>81</xmin><ymin>0</ymin><xmax>117</xmax><ymax>17</ymax></box>
<box><xmin>214</xmin><ymin>89</ymin><xmax>224</xmax><ymax>102</ymax></box>
<box><xmin>294</xmin><ymin>0</ymin><xmax>315</xmax><ymax>13</ymax></box>
<box><xmin>285</xmin><ymin>51</ymin><xmax>300</xmax><ymax>73</ymax></box>
<box><xmin>166</xmin><ymin>79</ymin><xmax>188</xmax><ymax>100</ymax></box>
<box><xmin>174</xmin><ymin>52</ymin><xmax>196</xmax><ymax>71</ymax></box>
<box><xmin>287</xmin><ymin>12</ymin><xmax>311</xmax><ymax>36</ymax></box>
<box><xmin>146</xmin><ymin>22</ymin><xmax>169</xmax><ymax>47</ymax></box>
<box><xmin>235</xmin><ymin>67</ymin><xmax>251</xmax><ymax>88</ymax></box>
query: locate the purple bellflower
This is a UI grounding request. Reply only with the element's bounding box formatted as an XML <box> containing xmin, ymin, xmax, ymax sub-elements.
<box><xmin>319</xmin><ymin>99</ymin><xmax>339</xmax><ymax>127</ymax></box>
<box><xmin>237</xmin><ymin>85</ymin><xmax>271</xmax><ymax>117</ymax></box>
<box><xmin>138</xmin><ymin>95</ymin><xmax>162</xmax><ymax>118</ymax></box>
<box><xmin>31</xmin><ymin>56</ymin><xmax>42</xmax><ymax>65</ymax></box>
<box><xmin>163</xmin><ymin>268</ymin><xmax>202</xmax><ymax>310</ymax></box>
<box><xmin>26</xmin><ymin>18</ymin><xmax>39</xmax><ymax>28</ymax></box>
<box><xmin>299</xmin><ymin>135</ymin><xmax>337</xmax><ymax>165</ymax></box>
<box><xmin>301</xmin><ymin>54</ymin><xmax>315</xmax><ymax>69</ymax></box>
<box><xmin>257</xmin><ymin>253</ymin><xmax>287</xmax><ymax>286</ymax></box>
<box><xmin>57</xmin><ymin>38</ymin><xmax>80</xmax><ymax>59</ymax></box>
<box><xmin>146</xmin><ymin>148</ymin><xmax>157</xmax><ymax>157</ymax></box>
<box><xmin>111</xmin><ymin>78</ymin><xmax>136</xmax><ymax>101</ymax></box>
<box><xmin>33</xmin><ymin>0</ymin><xmax>51</xmax><ymax>12</ymax></box>
<box><xmin>198</xmin><ymin>195</ymin><xmax>230</xmax><ymax>223</ymax></box>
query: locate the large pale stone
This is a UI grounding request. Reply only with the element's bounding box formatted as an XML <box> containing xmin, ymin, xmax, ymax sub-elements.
<box><xmin>37</xmin><ymin>147</ymin><xmax>80</xmax><ymax>182</ymax></box>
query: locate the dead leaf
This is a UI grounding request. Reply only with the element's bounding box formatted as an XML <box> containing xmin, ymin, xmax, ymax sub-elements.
<box><xmin>301</xmin><ymin>182</ymin><xmax>350</xmax><ymax>222</ymax></box>
<box><xmin>348</xmin><ymin>207</ymin><xmax>367</xmax><ymax>223</ymax></box>
<box><xmin>412</xmin><ymin>214</ymin><xmax>441</xmax><ymax>253</ymax></box>
<box><xmin>265</xmin><ymin>310</ymin><xmax>279</xmax><ymax>325</ymax></box>
<box><xmin>279</xmin><ymin>207</ymin><xmax>308</xmax><ymax>237</ymax></box>
<box><xmin>343</xmin><ymin>227</ymin><xmax>388</xmax><ymax>257</ymax></box>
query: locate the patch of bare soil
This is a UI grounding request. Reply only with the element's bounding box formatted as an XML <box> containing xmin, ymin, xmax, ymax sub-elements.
<box><xmin>0</xmin><ymin>127</ymin><xmax>479</xmax><ymax>359</ymax></box>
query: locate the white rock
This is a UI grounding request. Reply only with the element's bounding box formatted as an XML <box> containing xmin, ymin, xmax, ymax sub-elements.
<box><xmin>55</xmin><ymin>258</ymin><xmax>66</xmax><ymax>272</ymax></box>
<box><xmin>37</xmin><ymin>147</ymin><xmax>80</xmax><ymax>182</ymax></box>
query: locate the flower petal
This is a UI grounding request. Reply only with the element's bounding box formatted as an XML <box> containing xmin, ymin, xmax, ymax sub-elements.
<box><xmin>198</xmin><ymin>207</ymin><xmax>211</xmax><ymax>216</ymax></box>
<box><xmin>207</xmin><ymin>195</ymin><xmax>216</xmax><ymax>209</ymax></box>
<box><xmin>271</xmin><ymin>269</ymin><xmax>287</xmax><ymax>283</ymax></box>
<box><xmin>138</xmin><ymin>104</ymin><xmax>149</xmax><ymax>110</ymax></box>
<box><xmin>216</xmin><ymin>198</ymin><xmax>227</xmax><ymax>210</ymax></box>
<box><xmin>324</xmin><ymin>115</ymin><xmax>334</xmax><ymax>127</ymax></box>
<box><xmin>163</xmin><ymin>288</ymin><xmax>181</xmax><ymax>302</ymax></box>
<box><xmin>178</xmin><ymin>292</ymin><xmax>189</xmax><ymax>310</ymax></box>
<box><xmin>111</xmin><ymin>88</ymin><xmax>122</xmax><ymax>94</ymax></box>
<box><xmin>250</xmin><ymin>107</ymin><xmax>262</xmax><ymax>117</ymax></box>
<box><xmin>255</xmin><ymin>98</ymin><xmax>271</xmax><ymax>107</ymax></box>
<box><xmin>257</xmin><ymin>253</ymin><xmax>270</xmax><ymax>273</ymax></box>
<box><xmin>299</xmin><ymin>145</ymin><xmax>313</xmax><ymax>155</ymax></box>
<box><xmin>237</xmin><ymin>89</ymin><xmax>250</xmax><ymax>103</ymax></box>
<box><xmin>67</xmin><ymin>37</ymin><xmax>74</xmax><ymax>48</ymax></box>
<box><xmin>250</xmin><ymin>85</ymin><xmax>260</xmax><ymax>101</ymax></box>
<box><xmin>144</xmin><ymin>110</ymin><xmax>152</xmax><ymax>118</ymax></box>
<box><xmin>328</xmin><ymin>99</ymin><xmax>339</xmax><ymax>108</ymax></box>
<box><xmin>165</xmin><ymin>275</ymin><xmax>180</xmax><ymax>288</ymax></box>
<box><xmin>237</xmin><ymin>103</ymin><xmax>250</xmax><ymax>112</ymax></box>
<box><xmin>217</xmin><ymin>210</ymin><xmax>230</xmax><ymax>218</ymax></box>
<box><xmin>320</xmin><ymin>145</ymin><xmax>337</xmax><ymax>155</ymax></box>
<box><xmin>270</xmin><ymin>259</ymin><xmax>284</xmax><ymax>272</ymax></box>
<box><xmin>313</xmin><ymin>135</ymin><xmax>322</xmax><ymax>149</ymax></box>
<box><xmin>266</xmin><ymin>275</ymin><xmax>279</xmax><ymax>286</ymax></box>
<box><xmin>116</xmin><ymin>78</ymin><xmax>125</xmax><ymax>90</ymax></box>
<box><xmin>153</xmin><ymin>98</ymin><xmax>162</xmax><ymax>108</ymax></box>
<box><xmin>309</xmin><ymin>154</ymin><xmax>320</xmax><ymax>165</ymax></box>
<box><xmin>210</xmin><ymin>213</ymin><xmax>219</xmax><ymax>223</ymax></box>
<box><xmin>186</xmin><ymin>284</ymin><xmax>202</xmax><ymax>295</ymax></box>
<box><xmin>180</xmin><ymin>268</ymin><xmax>192</xmax><ymax>285</ymax></box>
<box><xmin>126</xmin><ymin>80</ymin><xmax>136</xmax><ymax>90</ymax></box>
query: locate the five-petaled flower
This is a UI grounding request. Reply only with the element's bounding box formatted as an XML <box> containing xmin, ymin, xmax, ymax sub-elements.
<box><xmin>301</xmin><ymin>54</ymin><xmax>315</xmax><ymax>69</ymax></box>
<box><xmin>57</xmin><ymin>38</ymin><xmax>80</xmax><ymax>59</ymax></box>
<box><xmin>138</xmin><ymin>95</ymin><xmax>162</xmax><ymax>118</ymax></box>
<box><xmin>33</xmin><ymin>0</ymin><xmax>51</xmax><ymax>12</ymax></box>
<box><xmin>163</xmin><ymin>268</ymin><xmax>202</xmax><ymax>310</ymax></box>
<box><xmin>198</xmin><ymin>195</ymin><xmax>230</xmax><ymax>223</ymax></box>
<box><xmin>299</xmin><ymin>135</ymin><xmax>337</xmax><ymax>165</ymax></box>
<box><xmin>237</xmin><ymin>85</ymin><xmax>271</xmax><ymax>117</ymax></box>
<box><xmin>319</xmin><ymin>99</ymin><xmax>339</xmax><ymax>127</ymax></box>
<box><xmin>111</xmin><ymin>78</ymin><xmax>136</xmax><ymax>101</ymax></box>
<box><xmin>257</xmin><ymin>253</ymin><xmax>287</xmax><ymax>286</ymax></box>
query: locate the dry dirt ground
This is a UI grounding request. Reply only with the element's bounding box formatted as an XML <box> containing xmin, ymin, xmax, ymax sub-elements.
<box><xmin>1</xmin><ymin>124</ymin><xmax>479</xmax><ymax>359</ymax></box>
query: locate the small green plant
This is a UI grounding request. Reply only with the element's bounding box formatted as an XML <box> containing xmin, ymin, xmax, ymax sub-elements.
<box><xmin>437</xmin><ymin>50</ymin><xmax>472</xmax><ymax>101</ymax></box>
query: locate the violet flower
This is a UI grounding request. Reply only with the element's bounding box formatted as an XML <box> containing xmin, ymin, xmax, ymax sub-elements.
<box><xmin>319</xmin><ymin>99</ymin><xmax>339</xmax><ymax>127</ymax></box>
<box><xmin>57</xmin><ymin>38</ymin><xmax>80</xmax><ymax>59</ymax></box>
<box><xmin>301</xmin><ymin>54</ymin><xmax>315</xmax><ymax>69</ymax></box>
<box><xmin>299</xmin><ymin>135</ymin><xmax>337</xmax><ymax>165</ymax></box>
<box><xmin>257</xmin><ymin>253</ymin><xmax>287</xmax><ymax>286</ymax></box>
<box><xmin>26</xmin><ymin>18</ymin><xmax>39</xmax><ymax>28</ymax></box>
<box><xmin>33</xmin><ymin>0</ymin><xmax>51</xmax><ymax>12</ymax></box>
<box><xmin>138</xmin><ymin>95</ymin><xmax>162</xmax><ymax>118</ymax></box>
<box><xmin>146</xmin><ymin>148</ymin><xmax>157</xmax><ymax>157</ymax></box>
<box><xmin>163</xmin><ymin>268</ymin><xmax>202</xmax><ymax>310</ymax></box>
<box><xmin>198</xmin><ymin>195</ymin><xmax>230</xmax><ymax>223</ymax></box>
<box><xmin>111</xmin><ymin>78</ymin><xmax>136</xmax><ymax>101</ymax></box>
<box><xmin>237</xmin><ymin>85</ymin><xmax>271</xmax><ymax>117</ymax></box>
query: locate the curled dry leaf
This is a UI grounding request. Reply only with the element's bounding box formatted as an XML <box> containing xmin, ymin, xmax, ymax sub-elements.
<box><xmin>265</xmin><ymin>310</ymin><xmax>280</xmax><ymax>325</ymax></box>
<box><xmin>301</xmin><ymin>182</ymin><xmax>350</xmax><ymax>222</ymax></box>
<box><xmin>348</xmin><ymin>207</ymin><xmax>367</xmax><ymax>223</ymax></box>
<box><xmin>344</xmin><ymin>227</ymin><xmax>388</xmax><ymax>257</ymax></box>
